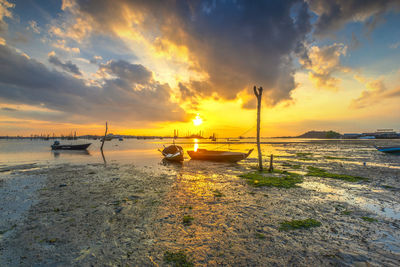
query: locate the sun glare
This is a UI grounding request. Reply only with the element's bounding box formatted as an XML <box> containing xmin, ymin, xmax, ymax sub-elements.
<box><xmin>193</xmin><ymin>114</ymin><xmax>203</xmax><ymax>126</ymax></box>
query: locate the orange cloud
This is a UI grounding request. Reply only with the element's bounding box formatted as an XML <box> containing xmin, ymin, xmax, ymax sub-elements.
<box><xmin>351</xmin><ymin>77</ymin><xmax>400</xmax><ymax>108</ymax></box>
<box><xmin>300</xmin><ymin>43</ymin><xmax>350</xmax><ymax>90</ymax></box>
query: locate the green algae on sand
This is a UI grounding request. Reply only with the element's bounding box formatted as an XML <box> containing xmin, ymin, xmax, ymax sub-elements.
<box><xmin>281</xmin><ymin>162</ymin><xmax>301</xmax><ymax>169</ymax></box>
<box><xmin>239</xmin><ymin>169</ymin><xmax>303</xmax><ymax>188</ymax></box>
<box><xmin>182</xmin><ymin>215</ymin><xmax>194</xmax><ymax>226</ymax></box>
<box><xmin>361</xmin><ymin>216</ymin><xmax>378</xmax><ymax>222</ymax></box>
<box><xmin>306</xmin><ymin>166</ymin><xmax>368</xmax><ymax>182</ymax></box>
<box><xmin>164</xmin><ymin>250</ymin><xmax>194</xmax><ymax>267</ymax></box>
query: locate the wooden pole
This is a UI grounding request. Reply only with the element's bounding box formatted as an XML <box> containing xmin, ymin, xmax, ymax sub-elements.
<box><xmin>269</xmin><ymin>154</ymin><xmax>274</xmax><ymax>172</ymax></box>
<box><xmin>100</xmin><ymin>121</ymin><xmax>108</xmax><ymax>151</ymax></box>
<box><xmin>253</xmin><ymin>86</ymin><xmax>263</xmax><ymax>171</ymax></box>
<box><xmin>100</xmin><ymin>121</ymin><xmax>108</xmax><ymax>165</ymax></box>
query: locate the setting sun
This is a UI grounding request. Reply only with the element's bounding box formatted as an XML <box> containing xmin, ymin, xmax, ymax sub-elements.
<box><xmin>193</xmin><ymin>114</ymin><xmax>203</xmax><ymax>126</ymax></box>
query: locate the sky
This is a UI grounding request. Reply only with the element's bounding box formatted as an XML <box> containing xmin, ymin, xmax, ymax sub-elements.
<box><xmin>0</xmin><ymin>0</ymin><xmax>399</xmax><ymax>137</ymax></box>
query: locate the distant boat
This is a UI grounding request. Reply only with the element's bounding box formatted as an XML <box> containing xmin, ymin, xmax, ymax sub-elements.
<box><xmin>51</xmin><ymin>141</ymin><xmax>91</xmax><ymax>150</ymax></box>
<box><xmin>187</xmin><ymin>149</ymin><xmax>253</xmax><ymax>162</ymax></box>
<box><xmin>159</xmin><ymin>145</ymin><xmax>184</xmax><ymax>162</ymax></box>
<box><xmin>375</xmin><ymin>146</ymin><xmax>400</xmax><ymax>153</ymax></box>
<box><xmin>118</xmin><ymin>138</ymin><xmax>124</xmax><ymax>141</ymax></box>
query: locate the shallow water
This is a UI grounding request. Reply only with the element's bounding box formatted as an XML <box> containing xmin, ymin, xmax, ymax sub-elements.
<box><xmin>300</xmin><ymin>181</ymin><xmax>400</xmax><ymax>220</ymax></box>
<box><xmin>1</xmin><ymin>138</ymin><xmax>400</xmax><ymax>170</ymax></box>
<box><xmin>1</xmin><ymin>138</ymin><xmax>400</xmax><ymax>265</ymax></box>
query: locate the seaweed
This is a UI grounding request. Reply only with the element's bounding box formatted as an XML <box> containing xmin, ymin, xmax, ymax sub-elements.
<box><xmin>239</xmin><ymin>169</ymin><xmax>303</xmax><ymax>188</ymax></box>
<box><xmin>255</xmin><ymin>232</ymin><xmax>266</xmax><ymax>239</ymax></box>
<box><xmin>324</xmin><ymin>156</ymin><xmax>349</xmax><ymax>160</ymax></box>
<box><xmin>281</xmin><ymin>162</ymin><xmax>301</xmax><ymax>169</ymax></box>
<box><xmin>306</xmin><ymin>166</ymin><xmax>368</xmax><ymax>182</ymax></box>
<box><xmin>341</xmin><ymin>210</ymin><xmax>352</xmax><ymax>215</ymax></box>
<box><xmin>361</xmin><ymin>216</ymin><xmax>377</xmax><ymax>222</ymax></box>
<box><xmin>212</xmin><ymin>189</ymin><xmax>224</xmax><ymax>197</ymax></box>
<box><xmin>279</xmin><ymin>218</ymin><xmax>321</xmax><ymax>231</ymax></box>
<box><xmin>295</xmin><ymin>152</ymin><xmax>314</xmax><ymax>161</ymax></box>
<box><xmin>164</xmin><ymin>250</ymin><xmax>194</xmax><ymax>267</ymax></box>
<box><xmin>182</xmin><ymin>215</ymin><xmax>194</xmax><ymax>226</ymax></box>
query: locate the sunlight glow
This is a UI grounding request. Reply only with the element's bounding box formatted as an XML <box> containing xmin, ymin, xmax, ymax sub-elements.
<box><xmin>193</xmin><ymin>114</ymin><xmax>203</xmax><ymax>126</ymax></box>
<box><xmin>194</xmin><ymin>138</ymin><xmax>199</xmax><ymax>152</ymax></box>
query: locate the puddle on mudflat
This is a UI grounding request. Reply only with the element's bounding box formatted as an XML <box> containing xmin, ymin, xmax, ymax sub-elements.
<box><xmin>372</xmin><ymin>230</ymin><xmax>400</xmax><ymax>254</ymax></box>
<box><xmin>300</xmin><ymin>181</ymin><xmax>400</xmax><ymax>220</ymax></box>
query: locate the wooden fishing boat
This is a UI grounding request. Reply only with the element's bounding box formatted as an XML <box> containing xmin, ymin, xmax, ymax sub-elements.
<box><xmin>187</xmin><ymin>149</ymin><xmax>253</xmax><ymax>162</ymax></box>
<box><xmin>51</xmin><ymin>141</ymin><xmax>91</xmax><ymax>150</ymax></box>
<box><xmin>375</xmin><ymin>146</ymin><xmax>400</xmax><ymax>153</ymax></box>
<box><xmin>159</xmin><ymin>145</ymin><xmax>184</xmax><ymax>162</ymax></box>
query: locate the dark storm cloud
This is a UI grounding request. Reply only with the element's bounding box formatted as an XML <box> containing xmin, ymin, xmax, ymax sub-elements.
<box><xmin>0</xmin><ymin>44</ymin><xmax>186</xmax><ymax>123</ymax></box>
<box><xmin>48</xmin><ymin>53</ymin><xmax>82</xmax><ymax>75</ymax></box>
<box><xmin>69</xmin><ymin>0</ymin><xmax>313</xmax><ymax>106</ymax></box>
<box><xmin>100</xmin><ymin>60</ymin><xmax>152</xmax><ymax>85</ymax></box>
<box><xmin>306</xmin><ymin>0</ymin><xmax>400</xmax><ymax>36</ymax></box>
<box><xmin>178</xmin><ymin>82</ymin><xmax>196</xmax><ymax>101</ymax></box>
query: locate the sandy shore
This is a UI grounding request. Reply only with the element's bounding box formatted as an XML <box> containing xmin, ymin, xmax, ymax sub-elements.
<box><xmin>1</xmin><ymin>157</ymin><xmax>400</xmax><ymax>266</ymax></box>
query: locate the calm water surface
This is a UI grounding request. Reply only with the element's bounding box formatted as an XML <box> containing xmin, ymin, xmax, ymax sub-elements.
<box><xmin>1</xmin><ymin>138</ymin><xmax>399</xmax><ymax>169</ymax></box>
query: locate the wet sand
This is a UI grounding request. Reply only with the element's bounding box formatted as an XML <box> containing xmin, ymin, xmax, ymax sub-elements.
<box><xmin>1</xmin><ymin>147</ymin><xmax>400</xmax><ymax>266</ymax></box>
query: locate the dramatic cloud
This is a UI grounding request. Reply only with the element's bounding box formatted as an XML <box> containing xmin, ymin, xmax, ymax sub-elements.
<box><xmin>52</xmin><ymin>39</ymin><xmax>80</xmax><ymax>53</ymax></box>
<box><xmin>90</xmin><ymin>55</ymin><xmax>102</xmax><ymax>64</ymax></box>
<box><xmin>178</xmin><ymin>82</ymin><xmax>196</xmax><ymax>102</ymax></box>
<box><xmin>61</xmin><ymin>0</ymin><xmax>313</xmax><ymax>107</ymax></box>
<box><xmin>351</xmin><ymin>78</ymin><xmax>400</xmax><ymax>108</ymax></box>
<box><xmin>0</xmin><ymin>0</ymin><xmax>14</xmax><ymax>33</ymax></box>
<box><xmin>48</xmin><ymin>51</ymin><xmax>82</xmax><ymax>76</ymax></box>
<box><xmin>28</xmin><ymin>20</ymin><xmax>40</xmax><ymax>34</ymax></box>
<box><xmin>48</xmin><ymin>0</ymin><xmax>93</xmax><ymax>43</ymax></box>
<box><xmin>306</xmin><ymin>0</ymin><xmax>400</xmax><ymax>36</ymax></box>
<box><xmin>99</xmin><ymin>60</ymin><xmax>152</xmax><ymax>85</ymax></box>
<box><xmin>299</xmin><ymin>43</ymin><xmax>349</xmax><ymax>89</ymax></box>
<box><xmin>0</xmin><ymin>44</ymin><xmax>186</xmax><ymax>123</ymax></box>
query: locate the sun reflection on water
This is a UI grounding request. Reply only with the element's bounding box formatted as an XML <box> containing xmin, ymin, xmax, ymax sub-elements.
<box><xmin>194</xmin><ymin>138</ymin><xmax>199</xmax><ymax>152</ymax></box>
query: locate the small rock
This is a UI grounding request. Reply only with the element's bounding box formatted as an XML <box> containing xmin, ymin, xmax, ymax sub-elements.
<box><xmin>128</xmin><ymin>195</ymin><xmax>139</xmax><ymax>201</ymax></box>
<box><xmin>59</xmin><ymin>184</ymin><xmax>67</xmax><ymax>187</ymax></box>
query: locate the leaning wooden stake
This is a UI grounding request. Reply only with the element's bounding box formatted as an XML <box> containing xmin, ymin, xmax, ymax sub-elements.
<box><xmin>100</xmin><ymin>121</ymin><xmax>108</xmax><ymax>165</ymax></box>
<box><xmin>100</xmin><ymin>121</ymin><xmax>108</xmax><ymax>151</ymax></box>
<box><xmin>254</xmin><ymin>86</ymin><xmax>263</xmax><ymax>171</ymax></box>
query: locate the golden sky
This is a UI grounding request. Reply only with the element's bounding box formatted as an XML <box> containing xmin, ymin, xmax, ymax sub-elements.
<box><xmin>0</xmin><ymin>0</ymin><xmax>399</xmax><ymax>137</ymax></box>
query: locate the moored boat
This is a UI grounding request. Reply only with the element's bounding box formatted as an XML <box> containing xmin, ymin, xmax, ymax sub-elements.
<box><xmin>375</xmin><ymin>146</ymin><xmax>400</xmax><ymax>153</ymax></box>
<box><xmin>51</xmin><ymin>141</ymin><xmax>91</xmax><ymax>150</ymax></box>
<box><xmin>187</xmin><ymin>149</ymin><xmax>253</xmax><ymax>162</ymax></box>
<box><xmin>159</xmin><ymin>145</ymin><xmax>184</xmax><ymax>162</ymax></box>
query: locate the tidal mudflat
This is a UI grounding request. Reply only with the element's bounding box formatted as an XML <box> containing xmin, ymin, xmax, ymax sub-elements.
<box><xmin>1</xmin><ymin>140</ymin><xmax>400</xmax><ymax>266</ymax></box>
